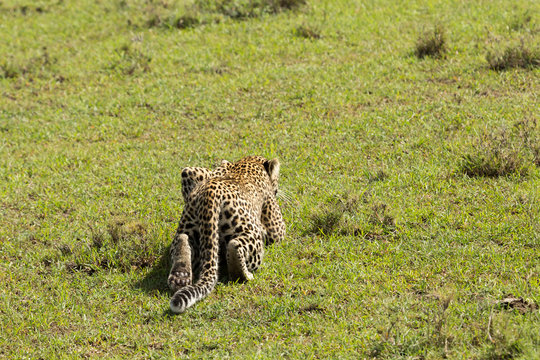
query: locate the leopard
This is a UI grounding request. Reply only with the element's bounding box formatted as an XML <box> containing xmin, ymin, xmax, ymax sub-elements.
<box><xmin>168</xmin><ymin>156</ymin><xmax>286</xmax><ymax>313</ymax></box>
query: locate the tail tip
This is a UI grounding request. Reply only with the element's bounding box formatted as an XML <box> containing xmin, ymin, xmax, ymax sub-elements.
<box><xmin>170</xmin><ymin>296</ymin><xmax>186</xmax><ymax>314</ymax></box>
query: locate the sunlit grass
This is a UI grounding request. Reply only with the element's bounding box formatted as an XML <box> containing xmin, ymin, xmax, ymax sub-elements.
<box><xmin>0</xmin><ymin>0</ymin><xmax>539</xmax><ymax>358</ymax></box>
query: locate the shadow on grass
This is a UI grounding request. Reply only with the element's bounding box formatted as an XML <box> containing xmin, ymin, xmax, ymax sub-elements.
<box><xmin>133</xmin><ymin>245</ymin><xmax>171</xmax><ymax>295</ymax></box>
<box><xmin>132</xmin><ymin>244</ymin><xmax>234</xmax><ymax>296</ymax></box>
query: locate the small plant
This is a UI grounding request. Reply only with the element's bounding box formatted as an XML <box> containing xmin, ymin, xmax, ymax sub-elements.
<box><xmin>415</xmin><ymin>25</ymin><xmax>447</xmax><ymax>59</ymax></box>
<box><xmin>487</xmin><ymin>41</ymin><xmax>539</xmax><ymax>70</ymax></box>
<box><xmin>293</xmin><ymin>24</ymin><xmax>321</xmax><ymax>39</ymax></box>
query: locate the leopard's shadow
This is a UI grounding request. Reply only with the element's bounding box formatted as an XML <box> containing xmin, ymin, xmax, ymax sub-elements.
<box><xmin>133</xmin><ymin>245</ymin><xmax>171</xmax><ymax>295</ymax></box>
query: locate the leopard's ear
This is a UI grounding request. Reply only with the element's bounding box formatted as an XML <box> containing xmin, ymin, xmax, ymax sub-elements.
<box><xmin>264</xmin><ymin>158</ymin><xmax>280</xmax><ymax>182</ymax></box>
<box><xmin>220</xmin><ymin>159</ymin><xmax>230</xmax><ymax>166</ymax></box>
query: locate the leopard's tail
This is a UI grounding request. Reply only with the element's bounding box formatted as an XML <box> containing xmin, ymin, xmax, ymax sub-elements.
<box><xmin>170</xmin><ymin>193</ymin><xmax>221</xmax><ymax>313</ymax></box>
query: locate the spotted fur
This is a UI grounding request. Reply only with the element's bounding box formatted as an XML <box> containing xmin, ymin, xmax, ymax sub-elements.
<box><xmin>169</xmin><ymin>156</ymin><xmax>286</xmax><ymax>313</ymax></box>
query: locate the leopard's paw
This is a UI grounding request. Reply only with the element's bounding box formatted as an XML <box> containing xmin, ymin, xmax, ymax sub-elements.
<box><xmin>168</xmin><ymin>271</ymin><xmax>191</xmax><ymax>291</ymax></box>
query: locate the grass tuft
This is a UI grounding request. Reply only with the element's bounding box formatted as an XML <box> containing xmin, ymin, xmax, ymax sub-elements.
<box><xmin>298</xmin><ymin>304</ymin><xmax>325</xmax><ymax>314</ymax></box>
<box><xmin>61</xmin><ymin>218</ymin><xmax>162</xmax><ymax>274</ymax></box>
<box><xmin>368</xmin><ymin>203</ymin><xmax>396</xmax><ymax>230</ymax></box>
<box><xmin>486</xmin><ymin>41</ymin><xmax>540</xmax><ymax>70</ymax></box>
<box><xmin>308</xmin><ymin>210</ymin><xmax>343</xmax><ymax>236</ymax></box>
<box><xmin>415</xmin><ymin>24</ymin><xmax>447</xmax><ymax>59</ymax></box>
<box><xmin>460</xmin><ymin>149</ymin><xmax>525</xmax><ymax>178</ymax></box>
<box><xmin>173</xmin><ymin>14</ymin><xmax>201</xmax><ymax>29</ymax></box>
<box><xmin>508</xmin><ymin>11</ymin><xmax>533</xmax><ymax>32</ymax></box>
<box><xmin>367</xmin><ymin>169</ymin><xmax>389</xmax><ymax>184</ymax></box>
<box><xmin>146</xmin><ymin>11</ymin><xmax>201</xmax><ymax>29</ymax></box>
<box><xmin>144</xmin><ymin>0</ymin><xmax>307</xmax><ymax>29</ymax></box>
<box><xmin>0</xmin><ymin>61</ymin><xmax>20</xmax><ymax>79</ymax></box>
<box><xmin>483</xmin><ymin>313</ymin><xmax>524</xmax><ymax>360</ymax></box>
<box><xmin>306</xmin><ymin>193</ymin><xmax>359</xmax><ymax>236</ymax></box>
<box><xmin>107</xmin><ymin>218</ymin><xmax>147</xmax><ymax>243</ymax></box>
<box><xmin>307</xmin><ymin>194</ymin><xmax>396</xmax><ymax>238</ymax></box>
<box><xmin>293</xmin><ymin>24</ymin><xmax>321</xmax><ymax>39</ymax></box>
<box><xmin>0</xmin><ymin>48</ymin><xmax>55</xmax><ymax>79</ymax></box>
<box><xmin>459</xmin><ymin>119</ymin><xmax>539</xmax><ymax>177</ymax></box>
<box><xmin>211</xmin><ymin>0</ymin><xmax>306</xmax><ymax>18</ymax></box>
<box><xmin>107</xmin><ymin>44</ymin><xmax>152</xmax><ymax>75</ymax></box>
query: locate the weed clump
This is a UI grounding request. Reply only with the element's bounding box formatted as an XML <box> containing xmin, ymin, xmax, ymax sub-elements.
<box><xmin>146</xmin><ymin>11</ymin><xmax>201</xmax><ymax>29</ymax></box>
<box><xmin>63</xmin><ymin>218</ymin><xmax>163</xmax><ymax>274</ymax></box>
<box><xmin>508</xmin><ymin>11</ymin><xmax>533</xmax><ymax>32</ymax></box>
<box><xmin>107</xmin><ymin>44</ymin><xmax>151</xmax><ymax>75</ymax></box>
<box><xmin>459</xmin><ymin>119</ymin><xmax>539</xmax><ymax>177</ymax></box>
<box><xmin>207</xmin><ymin>0</ymin><xmax>306</xmax><ymax>18</ymax></box>
<box><xmin>367</xmin><ymin>169</ymin><xmax>389</xmax><ymax>183</ymax></box>
<box><xmin>486</xmin><ymin>42</ymin><xmax>539</xmax><ymax>70</ymax></box>
<box><xmin>0</xmin><ymin>61</ymin><xmax>20</xmax><ymax>79</ymax></box>
<box><xmin>143</xmin><ymin>0</ymin><xmax>306</xmax><ymax>29</ymax></box>
<box><xmin>293</xmin><ymin>24</ymin><xmax>321</xmax><ymax>39</ymax></box>
<box><xmin>415</xmin><ymin>25</ymin><xmax>447</xmax><ymax>59</ymax></box>
<box><xmin>368</xmin><ymin>203</ymin><xmax>395</xmax><ymax>229</ymax></box>
<box><xmin>306</xmin><ymin>193</ymin><xmax>395</xmax><ymax>238</ymax></box>
<box><xmin>0</xmin><ymin>48</ymin><xmax>55</xmax><ymax>79</ymax></box>
<box><xmin>306</xmin><ymin>193</ymin><xmax>359</xmax><ymax>236</ymax></box>
<box><xmin>174</xmin><ymin>14</ymin><xmax>201</xmax><ymax>29</ymax></box>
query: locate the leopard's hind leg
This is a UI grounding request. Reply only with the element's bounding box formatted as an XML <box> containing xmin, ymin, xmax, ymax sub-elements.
<box><xmin>168</xmin><ymin>233</ymin><xmax>192</xmax><ymax>292</ymax></box>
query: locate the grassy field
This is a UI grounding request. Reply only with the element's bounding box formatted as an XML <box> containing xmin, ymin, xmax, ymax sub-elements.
<box><xmin>1</xmin><ymin>0</ymin><xmax>539</xmax><ymax>358</ymax></box>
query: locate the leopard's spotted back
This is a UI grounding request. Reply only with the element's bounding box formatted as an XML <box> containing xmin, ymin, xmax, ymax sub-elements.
<box><xmin>169</xmin><ymin>156</ymin><xmax>285</xmax><ymax>313</ymax></box>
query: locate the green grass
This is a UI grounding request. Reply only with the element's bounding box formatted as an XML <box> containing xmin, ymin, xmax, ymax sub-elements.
<box><xmin>1</xmin><ymin>0</ymin><xmax>539</xmax><ymax>358</ymax></box>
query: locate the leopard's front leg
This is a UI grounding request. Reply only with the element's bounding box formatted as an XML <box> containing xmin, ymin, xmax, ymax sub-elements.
<box><xmin>226</xmin><ymin>231</ymin><xmax>264</xmax><ymax>282</ymax></box>
<box><xmin>261</xmin><ymin>197</ymin><xmax>286</xmax><ymax>246</ymax></box>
